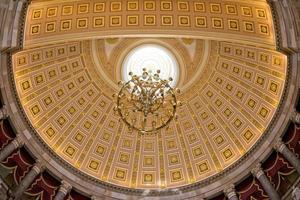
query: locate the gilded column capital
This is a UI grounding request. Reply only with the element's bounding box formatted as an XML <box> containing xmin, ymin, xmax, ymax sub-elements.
<box><xmin>59</xmin><ymin>180</ymin><xmax>72</xmax><ymax>195</ymax></box>
<box><xmin>223</xmin><ymin>184</ymin><xmax>237</xmax><ymax>199</ymax></box>
<box><xmin>274</xmin><ymin>139</ymin><xmax>286</xmax><ymax>153</ymax></box>
<box><xmin>251</xmin><ymin>163</ymin><xmax>264</xmax><ymax>178</ymax></box>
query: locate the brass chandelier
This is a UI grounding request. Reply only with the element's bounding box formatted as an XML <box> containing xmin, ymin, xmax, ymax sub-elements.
<box><xmin>113</xmin><ymin>68</ymin><xmax>181</xmax><ymax>133</ymax></box>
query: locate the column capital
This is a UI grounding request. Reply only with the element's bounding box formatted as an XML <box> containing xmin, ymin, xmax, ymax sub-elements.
<box><xmin>251</xmin><ymin>163</ymin><xmax>264</xmax><ymax>178</ymax></box>
<box><xmin>292</xmin><ymin>186</ymin><xmax>300</xmax><ymax>200</ymax></box>
<box><xmin>274</xmin><ymin>138</ymin><xmax>286</xmax><ymax>153</ymax></box>
<box><xmin>223</xmin><ymin>184</ymin><xmax>237</xmax><ymax>199</ymax></box>
<box><xmin>32</xmin><ymin>160</ymin><xmax>46</xmax><ymax>174</ymax></box>
<box><xmin>292</xmin><ymin>111</ymin><xmax>300</xmax><ymax>124</ymax></box>
<box><xmin>0</xmin><ymin>106</ymin><xmax>8</xmax><ymax>120</ymax></box>
<box><xmin>11</xmin><ymin>135</ymin><xmax>25</xmax><ymax>148</ymax></box>
<box><xmin>59</xmin><ymin>180</ymin><xmax>72</xmax><ymax>195</ymax></box>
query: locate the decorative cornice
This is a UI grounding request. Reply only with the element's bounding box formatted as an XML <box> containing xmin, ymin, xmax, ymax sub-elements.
<box><xmin>267</xmin><ymin>0</ymin><xmax>282</xmax><ymax>52</ymax></box>
<box><xmin>17</xmin><ymin>0</ymin><xmax>30</xmax><ymax>51</ymax></box>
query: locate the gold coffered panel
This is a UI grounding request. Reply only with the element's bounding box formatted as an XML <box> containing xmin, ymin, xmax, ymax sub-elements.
<box><xmin>25</xmin><ymin>0</ymin><xmax>275</xmax><ymax>48</ymax></box>
<box><xmin>12</xmin><ymin>0</ymin><xmax>287</xmax><ymax>190</ymax></box>
<box><xmin>12</xmin><ymin>38</ymin><xmax>287</xmax><ymax>189</ymax></box>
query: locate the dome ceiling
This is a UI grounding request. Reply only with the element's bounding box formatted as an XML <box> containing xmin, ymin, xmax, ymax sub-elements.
<box><xmin>12</xmin><ymin>0</ymin><xmax>287</xmax><ymax>190</ymax></box>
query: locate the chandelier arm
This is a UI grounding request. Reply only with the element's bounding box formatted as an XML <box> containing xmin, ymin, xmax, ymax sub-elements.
<box><xmin>149</xmin><ymin>94</ymin><xmax>165</xmax><ymax>113</ymax></box>
<box><xmin>162</xmin><ymin>94</ymin><xmax>177</xmax><ymax>127</ymax></box>
<box><xmin>116</xmin><ymin>69</ymin><xmax>179</xmax><ymax>134</ymax></box>
<box><xmin>148</xmin><ymin>82</ymin><xmax>168</xmax><ymax>113</ymax></box>
<box><xmin>130</xmin><ymin>80</ymin><xmax>145</xmax><ymax>111</ymax></box>
<box><xmin>116</xmin><ymin>81</ymin><xmax>132</xmax><ymax>119</ymax></box>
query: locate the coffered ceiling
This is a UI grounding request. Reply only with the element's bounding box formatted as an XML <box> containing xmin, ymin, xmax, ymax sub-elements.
<box><xmin>11</xmin><ymin>0</ymin><xmax>287</xmax><ymax>190</ymax></box>
<box><xmin>25</xmin><ymin>0</ymin><xmax>275</xmax><ymax>48</ymax></box>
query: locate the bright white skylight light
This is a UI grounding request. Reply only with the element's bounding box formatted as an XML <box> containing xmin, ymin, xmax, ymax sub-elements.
<box><xmin>122</xmin><ymin>44</ymin><xmax>179</xmax><ymax>87</ymax></box>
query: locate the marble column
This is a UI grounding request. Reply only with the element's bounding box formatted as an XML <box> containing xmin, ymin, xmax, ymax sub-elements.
<box><xmin>223</xmin><ymin>184</ymin><xmax>239</xmax><ymax>200</ymax></box>
<box><xmin>274</xmin><ymin>139</ymin><xmax>300</xmax><ymax>174</ymax></box>
<box><xmin>0</xmin><ymin>135</ymin><xmax>24</xmax><ymax>162</ymax></box>
<box><xmin>0</xmin><ymin>176</ymin><xmax>10</xmax><ymax>200</ymax></box>
<box><xmin>0</xmin><ymin>106</ymin><xmax>8</xmax><ymax>120</ymax></box>
<box><xmin>251</xmin><ymin>164</ymin><xmax>280</xmax><ymax>200</ymax></box>
<box><xmin>293</xmin><ymin>111</ymin><xmax>300</xmax><ymax>124</ymax></box>
<box><xmin>11</xmin><ymin>161</ymin><xmax>45</xmax><ymax>200</ymax></box>
<box><xmin>292</xmin><ymin>186</ymin><xmax>300</xmax><ymax>200</ymax></box>
<box><xmin>54</xmin><ymin>181</ymin><xmax>72</xmax><ymax>200</ymax></box>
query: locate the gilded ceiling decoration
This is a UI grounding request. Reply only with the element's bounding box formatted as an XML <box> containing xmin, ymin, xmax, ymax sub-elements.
<box><xmin>25</xmin><ymin>0</ymin><xmax>274</xmax><ymax>48</ymax></box>
<box><xmin>12</xmin><ymin>0</ymin><xmax>287</xmax><ymax>190</ymax></box>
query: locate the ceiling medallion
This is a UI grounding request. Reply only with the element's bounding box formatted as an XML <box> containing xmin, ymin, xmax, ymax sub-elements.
<box><xmin>113</xmin><ymin>68</ymin><xmax>182</xmax><ymax>133</ymax></box>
